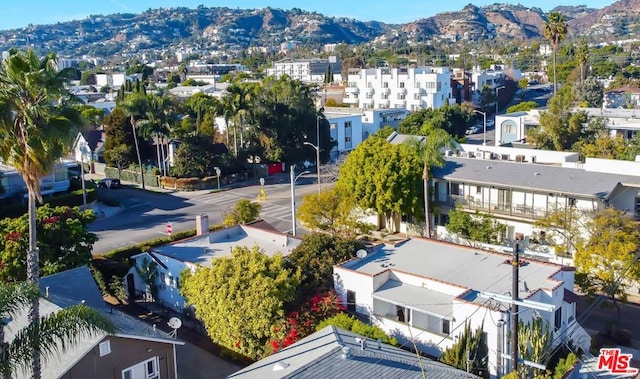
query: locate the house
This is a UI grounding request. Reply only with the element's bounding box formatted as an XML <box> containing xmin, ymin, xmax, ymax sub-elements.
<box><xmin>0</xmin><ymin>161</ymin><xmax>77</xmax><ymax>200</ymax></box>
<box><xmin>73</xmin><ymin>129</ymin><xmax>106</xmax><ymax>165</ymax></box>
<box><xmin>332</xmin><ymin>238</ymin><xmax>590</xmax><ymax>379</ymax></box>
<box><xmin>5</xmin><ymin>266</ymin><xmax>182</xmax><ymax>379</ymax></box>
<box><xmin>344</xmin><ymin>67</ymin><xmax>453</xmax><ymax>111</ymax></box>
<box><xmin>322</xmin><ymin>107</ymin><xmax>408</xmax><ymax>142</ymax></box>
<box><xmin>603</xmin><ymin>86</ymin><xmax>640</xmax><ymax>109</ymax></box>
<box><xmin>125</xmin><ymin>220</ymin><xmax>301</xmax><ymax>313</ymax></box>
<box><xmin>431</xmin><ymin>156</ymin><xmax>640</xmax><ymax>255</ymax></box>
<box><xmin>227</xmin><ymin>325</ymin><xmax>477</xmax><ymax>379</ymax></box>
<box><xmin>325</xmin><ymin>111</ymin><xmax>363</xmax><ymax>159</ymax></box>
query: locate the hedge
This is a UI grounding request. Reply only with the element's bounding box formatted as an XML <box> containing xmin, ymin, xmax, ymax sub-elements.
<box><xmin>104</xmin><ymin>167</ymin><xmax>159</xmax><ymax>188</ymax></box>
<box><xmin>102</xmin><ymin>223</ymin><xmax>225</xmax><ymax>261</ymax></box>
<box><xmin>0</xmin><ymin>187</ymin><xmax>98</xmax><ymax>220</ymax></box>
<box><xmin>159</xmin><ymin>173</ymin><xmax>248</xmax><ymax>191</ymax></box>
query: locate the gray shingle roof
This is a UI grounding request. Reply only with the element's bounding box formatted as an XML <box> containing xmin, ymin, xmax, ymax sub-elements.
<box><xmin>432</xmin><ymin>156</ymin><xmax>640</xmax><ymax>199</ymax></box>
<box><xmin>5</xmin><ymin>266</ymin><xmax>181</xmax><ymax>379</ymax></box>
<box><xmin>227</xmin><ymin>325</ymin><xmax>477</xmax><ymax>379</ymax></box>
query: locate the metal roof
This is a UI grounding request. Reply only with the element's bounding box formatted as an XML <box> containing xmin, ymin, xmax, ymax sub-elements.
<box><xmin>227</xmin><ymin>325</ymin><xmax>477</xmax><ymax>379</ymax></box>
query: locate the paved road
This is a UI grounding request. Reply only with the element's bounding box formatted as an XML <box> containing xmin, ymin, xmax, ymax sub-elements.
<box><xmin>89</xmin><ymin>175</ymin><xmax>319</xmax><ymax>255</ymax></box>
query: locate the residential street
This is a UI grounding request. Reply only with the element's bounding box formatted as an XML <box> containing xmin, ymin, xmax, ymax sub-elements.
<box><xmin>89</xmin><ymin>174</ymin><xmax>319</xmax><ymax>255</ymax></box>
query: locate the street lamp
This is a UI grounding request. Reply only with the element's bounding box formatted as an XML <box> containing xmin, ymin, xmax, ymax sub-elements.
<box><xmin>290</xmin><ymin>165</ymin><xmax>310</xmax><ymax>236</ymax></box>
<box><xmin>473</xmin><ymin>109</ymin><xmax>487</xmax><ymax>146</ymax></box>
<box><xmin>495</xmin><ymin>85</ymin><xmax>506</xmax><ymax>115</ymax></box>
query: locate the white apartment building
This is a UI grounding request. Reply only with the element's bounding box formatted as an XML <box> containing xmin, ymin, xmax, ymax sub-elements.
<box><xmin>322</xmin><ymin>107</ymin><xmax>408</xmax><ymax>143</ymax></box>
<box><xmin>325</xmin><ymin>112</ymin><xmax>363</xmax><ymax>158</ymax></box>
<box><xmin>344</xmin><ymin>67</ymin><xmax>453</xmax><ymax>111</ymax></box>
<box><xmin>266</xmin><ymin>57</ymin><xmax>342</xmax><ymax>83</ymax></box>
<box><xmin>333</xmin><ymin>238</ymin><xmax>590</xmax><ymax>379</ymax></box>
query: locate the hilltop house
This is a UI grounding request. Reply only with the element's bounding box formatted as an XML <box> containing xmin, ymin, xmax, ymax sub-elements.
<box><xmin>125</xmin><ymin>220</ymin><xmax>301</xmax><ymax>313</ymax></box>
<box><xmin>6</xmin><ymin>266</ymin><xmax>183</xmax><ymax>379</ymax></box>
<box><xmin>228</xmin><ymin>325</ymin><xmax>477</xmax><ymax>379</ymax></box>
<box><xmin>333</xmin><ymin>238</ymin><xmax>590</xmax><ymax>379</ymax></box>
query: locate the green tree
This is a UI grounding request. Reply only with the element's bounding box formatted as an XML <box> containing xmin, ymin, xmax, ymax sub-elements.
<box><xmin>0</xmin><ymin>205</ymin><xmax>96</xmax><ymax>282</ymax></box>
<box><xmin>120</xmin><ymin>92</ymin><xmax>150</xmax><ymax>190</ymax></box>
<box><xmin>288</xmin><ymin>233</ymin><xmax>363</xmax><ymax>301</ymax></box>
<box><xmin>296</xmin><ymin>186</ymin><xmax>373</xmax><ymax>237</ymax></box>
<box><xmin>534</xmin><ymin>205</ymin><xmax>586</xmax><ymax>258</ymax></box>
<box><xmin>573</xmin><ymin>77</ymin><xmax>603</xmax><ymax>107</ymax></box>
<box><xmin>180</xmin><ymin>246</ymin><xmax>301</xmax><ymax>359</ymax></box>
<box><xmin>575</xmin><ymin>38</ymin><xmax>589</xmax><ymax>82</ymax></box>
<box><xmin>528</xmin><ymin>86</ymin><xmax>586</xmax><ymax>151</ymax></box>
<box><xmin>507</xmin><ymin>101</ymin><xmax>539</xmax><ymax>113</ymax></box>
<box><xmin>578</xmin><ymin>133</ymin><xmax>627</xmax><ymax>160</ymax></box>
<box><xmin>0</xmin><ymin>50</ymin><xmax>81</xmax><ymax>378</ymax></box>
<box><xmin>103</xmin><ymin>107</ymin><xmax>136</xmax><ymax>169</ymax></box>
<box><xmin>0</xmin><ymin>281</ymin><xmax>114</xmax><ymax>378</ymax></box>
<box><xmin>543</xmin><ymin>12</ymin><xmax>568</xmax><ymax>94</ymax></box>
<box><xmin>440</xmin><ymin>322</ymin><xmax>488</xmax><ymax>378</ymax></box>
<box><xmin>574</xmin><ymin>208</ymin><xmax>640</xmax><ymax>330</ymax></box>
<box><xmin>445</xmin><ymin>207</ymin><xmax>506</xmax><ymax>244</ymax></box>
<box><xmin>316</xmin><ymin>313</ymin><xmax>398</xmax><ymax>346</ymax></box>
<box><xmin>337</xmin><ymin>134</ymin><xmax>423</xmax><ymax>233</ymax></box>
<box><xmin>223</xmin><ymin>199</ymin><xmax>262</xmax><ymax>227</ymax></box>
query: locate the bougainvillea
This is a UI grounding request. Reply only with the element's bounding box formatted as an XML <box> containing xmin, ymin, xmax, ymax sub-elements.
<box><xmin>266</xmin><ymin>291</ymin><xmax>345</xmax><ymax>355</ymax></box>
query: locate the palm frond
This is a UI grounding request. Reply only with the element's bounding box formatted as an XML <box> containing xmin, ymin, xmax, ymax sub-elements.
<box><xmin>0</xmin><ymin>282</ymin><xmax>39</xmax><ymax>322</ymax></box>
<box><xmin>2</xmin><ymin>304</ymin><xmax>114</xmax><ymax>375</ymax></box>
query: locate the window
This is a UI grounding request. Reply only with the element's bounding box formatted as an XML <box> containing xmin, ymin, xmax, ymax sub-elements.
<box><xmin>400</xmin><ymin>82</ymin><xmax>405</xmax><ymax>88</ymax></box>
<box><xmin>442</xmin><ymin>319</ymin><xmax>451</xmax><ymax>335</ymax></box>
<box><xmin>121</xmin><ymin>357</ymin><xmax>159</xmax><ymax>379</ymax></box>
<box><xmin>554</xmin><ymin>307</ymin><xmax>562</xmax><ymax>331</ymax></box>
<box><xmin>476</xmin><ymin>186</ymin><xmax>481</xmax><ymax>195</ymax></box>
<box><xmin>346</xmin><ymin>290</ymin><xmax>356</xmax><ymax>312</ymax></box>
<box><xmin>568</xmin><ymin>198</ymin><xmax>576</xmax><ymax>207</ymax></box>
<box><xmin>99</xmin><ymin>340</ymin><xmax>111</xmax><ymax>357</ymax></box>
<box><xmin>383</xmin><ymin>82</ymin><xmax>389</xmax><ymax>88</ymax></box>
<box><xmin>397</xmin><ymin>94</ymin><xmax>405</xmax><ymax>100</ymax></box>
<box><xmin>396</xmin><ymin>305</ymin><xmax>410</xmax><ymax>323</ymax></box>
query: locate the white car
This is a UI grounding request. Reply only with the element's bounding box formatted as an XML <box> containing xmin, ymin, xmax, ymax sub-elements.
<box><xmin>466</xmin><ymin>125</ymin><xmax>481</xmax><ymax>135</ymax></box>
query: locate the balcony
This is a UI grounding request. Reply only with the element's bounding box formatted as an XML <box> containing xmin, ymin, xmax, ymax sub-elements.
<box><xmin>441</xmin><ymin>194</ymin><xmax>547</xmax><ymax>220</ymax></box>
<box><xmin>343</xmin><ymin>97</ymin><xmax>359</xmax><ymax>104</ymax></box>
<box><xmin>398</xmin><ymin>87</ymin><xmax>407</xmax><ymax>95</ymax></box>
<box><xmin>381</xmin><ymin>87</ymin><xmax>391</xmax><ymax>95</ymax></box>
<box><xmin>365</xmin><ymin>87</ymin><xmax>375</xmax><ymax>95</ymax></box>
<box><xmin>345</xmin><ymin>86</ymin><xmax>359</xmax><ymax>94</ymax></box>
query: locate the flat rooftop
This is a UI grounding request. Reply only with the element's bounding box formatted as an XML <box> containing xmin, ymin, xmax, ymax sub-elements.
<box><xmin>152</xmin><ymin>223</ymin><xmax>301</xmax><ymax>267</ymax></box>
<box><xmin>339</xmin><ymin>238</ymin><xmax>565</xmax><ymax>299</ymax></box>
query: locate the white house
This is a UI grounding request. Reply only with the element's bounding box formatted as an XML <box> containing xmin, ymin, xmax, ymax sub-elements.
<box><xmin>344</xmin><ymin>67</ymin><xmax>453</xmax><ymax>111</ymax></box>
<box><xmin>0</xmin><ymin>161</ymin><xmax>77</xmax><ymax>200</ymax></box>
<box><xmin>125</xmin><ymin>221</ymin><xmax>301</xmax><ymax>313</ymax></box>
<box><xmin>325</xmin><ymin>111</ymin><xmax>363</xmax><ymax>159</ymax></box>
<box><xmin>333</xmin><ymin>238</ymin><xmax>590</xmax><ymax>379</ymax></box>
<box><xmin>322</xmin><ymin>107</ymin><xmax>408</xmax><ymax>142</ymax></box>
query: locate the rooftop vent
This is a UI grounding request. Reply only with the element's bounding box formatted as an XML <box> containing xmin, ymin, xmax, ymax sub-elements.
<box><xmin>341</xmin><ymin>346</ymin><xmax>351</xmax><ymax>359</ymax></box>
<box><xmin>273</xmin><ymin>362</ymin><xmax>290</xmax><ymax>371</ymax></box>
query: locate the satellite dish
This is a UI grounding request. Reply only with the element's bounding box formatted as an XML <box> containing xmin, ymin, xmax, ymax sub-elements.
<box><xmin>167</xmin><ymin>317</ymin><xmax>182</xmax><ymax>330</ymax></box>
<box><xmin>356</xmin><ymin>249</ymin><xmax>368</xmax><ymax>259</ymax></box>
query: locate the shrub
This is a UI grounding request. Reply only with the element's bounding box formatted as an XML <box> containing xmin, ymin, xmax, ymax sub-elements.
<box><xmin>317</xmin><ymin>313</ymin><xmax>398</xmax><ymax>346</ymax></box>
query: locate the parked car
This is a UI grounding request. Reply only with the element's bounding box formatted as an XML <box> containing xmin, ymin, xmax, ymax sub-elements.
<box><xmin>97</xmin><ymin>178</ymin><xmax>121</xmax><ymax>188</ymax></box>
<box><xmin>486</xmin><ymin>119</ymin><xmax>495</xmax><ymax>128</ymax></box>
<box><xmin>466</xmin><ymin>125</ymin><xmax>481</xmax><ymax>135</ymax></box>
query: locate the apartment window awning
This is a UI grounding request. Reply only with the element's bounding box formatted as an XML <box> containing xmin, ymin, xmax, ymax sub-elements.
<box><xmin>372</xmin><ymin>280</ymin><xmax>454</xmax><ymax>318</ymax></box>
<box><xmin>563</xmin><ymin>289</ymin><xmax>578</xmax><ymax>304</ymax></box>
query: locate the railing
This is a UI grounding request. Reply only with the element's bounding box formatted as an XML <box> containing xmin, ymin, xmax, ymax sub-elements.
<box><xmin>442</xmin><ymin>194</ymin><xmax>547</xmax><ymax>219</ymax></box>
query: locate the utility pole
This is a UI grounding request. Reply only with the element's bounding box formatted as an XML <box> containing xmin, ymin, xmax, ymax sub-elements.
<box><xmin>511</xmin><ymin>241</ymin><xmax>520</xmax><ymax>374</ymax></box>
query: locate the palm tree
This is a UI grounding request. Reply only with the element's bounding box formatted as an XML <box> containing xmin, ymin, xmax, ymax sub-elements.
<box><xmin>121</xmin><ymin>92</ymin><xmax>149</xmax><ymax>190</ymax></box>
<box><xmin>406</xmin><ymin>128</ymin><xmax>453</xmax><ymax>238</ymax></box>
<box><xmin>543</xmin><ymin>12</ymin><xmax>568</xmax><ymax>94</ymax></box>
<box><xmin>0</xmin><ymin>282</ymin><xmax>113</xmax><ymax>378</ymax></box>
<box><xmin>0</xmin><ymin>50</ymin><xmax>80</xmax><ymax>378</ymax></box>
<box><xmin>576</xmin><ymin>38</ymin><xmax>589</xmax><ymax>83</ymax></box>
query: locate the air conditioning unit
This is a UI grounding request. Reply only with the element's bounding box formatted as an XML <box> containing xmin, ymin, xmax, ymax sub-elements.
<box><xmin>501</xmin><ymin>154</ymin><xmax>510</xmax><ymax>161</ymax></box>
<box><xmin>515</xmin><ymin>155</ymin><xmax>525</xmax><ymax>162</ymax></box>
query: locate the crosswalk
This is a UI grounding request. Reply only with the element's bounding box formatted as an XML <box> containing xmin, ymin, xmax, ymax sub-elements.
<box><xmin>197</xmin><ymin>192</ymin><xmax>293</xmax><ymax>222</ymax></box>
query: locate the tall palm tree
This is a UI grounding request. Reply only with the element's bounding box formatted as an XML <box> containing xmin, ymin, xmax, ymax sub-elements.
<box><xmin>406</xmin><ymin>128</ymin><xmax>453</xmax><ymax>238</ymax></box>
<box><xmin>575</xmin><ymin>38</ymin><xmax>589</xmax><ymax>83</ymax></box>
<box><xmin>0</xmin><ymin>50</ymin><xmax>80</xmax><ymax>378</ymax></box>
<box><xmin>543</xmin><ymin>12</ymin><xmax>568</xmax><ymax>94</ymax></box>
<box><xmin>0</xmin><ymin>282</ymin><xmax>113</xmax><ymax>378</ymax></box>
<box><xmin>121</xmin><ymin>92</ymin><xmax>149</xmax><ymax>190</ymax></box>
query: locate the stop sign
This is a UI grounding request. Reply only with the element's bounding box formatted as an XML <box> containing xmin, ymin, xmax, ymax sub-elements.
<box><xmin>166</xmin><ymin>223</ymin><xmax>173</xmax><ymax>235</ymax></box>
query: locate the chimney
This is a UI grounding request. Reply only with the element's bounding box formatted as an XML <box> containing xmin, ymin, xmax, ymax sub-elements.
<box><xmin>196</xmin><ymin>214</ymin><xmax>209</xmax><ymax>236</ymax></box>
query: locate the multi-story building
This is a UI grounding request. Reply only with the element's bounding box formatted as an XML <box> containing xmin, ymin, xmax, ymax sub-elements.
<box><xmin>333</xmin><ymin>238</ymin><xmax>590</xmax><ymax>379</ymax></box>
<box><xmin>344</xmin><ymin>67</ymin><xmax>453</xmax><ymax>111</ymax></box>
<box><xmin>266</xmin><ymin>57</ymin><xmax>342</xmax><ymax>83</ymax></box>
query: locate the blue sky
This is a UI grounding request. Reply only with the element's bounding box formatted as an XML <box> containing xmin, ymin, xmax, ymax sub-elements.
<box><xmin>0</xmin><ymin>0</ymin><xmax>614</xmax><ymax>30</ymax></box>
